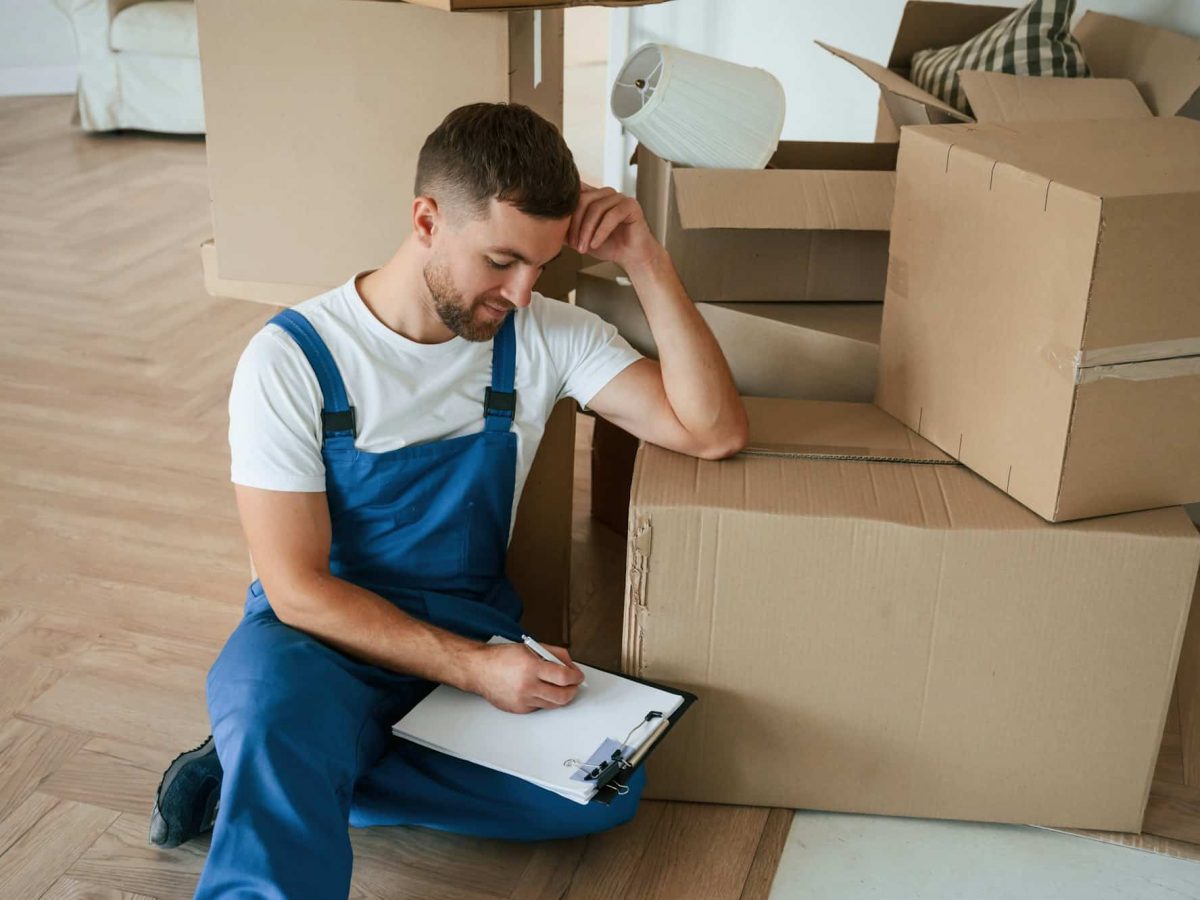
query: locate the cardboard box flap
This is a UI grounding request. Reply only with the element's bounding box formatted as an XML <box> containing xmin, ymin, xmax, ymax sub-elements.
<box><xmin>886</xmin><ymin>0</ymin><xmax>1015</xmax><ymax>69</ymax></box>
<box><xmin>634</xmin><ymin>400</ymin><xmax>1198</xmax><ymax>533</ymax></box>
<box><xmin>768</xmin><ymin>141</ymin><xmax>898</xmax><ymax>172</ymax></box>
<box><xmin>739</xmin><ymin>397</ymin><xmax>954</xmax><ymax>464</ymax></box>
<box><xmin>816</xmin><ymin>41</ymin><xmax>970</xmax><ymax>123</ymax></box>
<box><xmin>960</xmin><ymin>71</ymin><xmax>1152</xmax><ymax>124</ymax></box>
<box><xmin>1075</xmin><ymin>11</ymin><xmax>1200</xmax><ymax>117</ymax></box>
<box><xmin>672</xmin><ymin>167</ymin><xmax>895</xmax><ymax>232</ymax></box>
<box><xmin>706</xmin><ymin>301</ymin><xmax>883</xmax><ymax>345</ymax></box>
<box><xmin>918</xmin><ymin>117</ymin><xmax>1200</xmax><ymax>199</ymax></box>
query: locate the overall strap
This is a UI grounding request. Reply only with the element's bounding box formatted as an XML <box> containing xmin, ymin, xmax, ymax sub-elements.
<box><xmin>483</xmin><ymin>312</ymin><xmax>517</xmax><ymax>433</ymax></box>
<box><xmin>269</xmin><ymin>309</ymin><xmax>357</xmax><ymax>438</ymax></box>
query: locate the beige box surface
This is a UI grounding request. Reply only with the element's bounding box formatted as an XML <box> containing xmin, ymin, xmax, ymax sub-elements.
<box><xmin>199</xmin><ymin>239</ymin><xmax>589</xmax><ymax>311</ymax></box>
<box><xmin>636</xmin><ymin>142</ymin><xmax>896</xmax><ymax>302</ymax></box>
<box><xmin>876</xmin><ymin>116</ymin><xmax>1200</xmax><ymax>522</ymax></box>
<box><xmin>406</xmin><ymin>0</ymin><xmax>662</xmax><ymax>9</ymax></box>
<box><xmin>818</xmin><ymin>3</ymin><xmax>1200</xmax><ymax>138</ymax></box>
<box><xmin>624</xmin><ymin>397</ymin><xmax>1200</xmax><ymax>830</ymax></box>
<box><xmin>580</xmin><ymin>260</ymin><xmax>881</xmax><ymax>534</ymax></box>
<box><xmin>576</xmin><ymin>263</ymin><xmax>881</xmax><ymax>401</ymax></box>
<box><xmin>197</xmin><ymin>0</ymin><xmax>563</xmax><ymax>287</ymax></box>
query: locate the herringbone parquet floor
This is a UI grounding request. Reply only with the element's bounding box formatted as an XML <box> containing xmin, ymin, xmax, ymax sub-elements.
<box><xmin>3</xmin><ymin>93</ymin><xmax>1200</xmax><ymax>900</ymax></box>
<box><xmin>0</xmin><ymin>95</ymin><xmax>793</xmax><ymax>899</ymax></box>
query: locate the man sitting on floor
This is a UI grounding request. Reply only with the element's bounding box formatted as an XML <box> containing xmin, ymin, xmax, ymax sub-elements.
<box><xmin>148</xmin><ymin>101</ymin><xmax>746</xmax><ymax>898</ymax></box>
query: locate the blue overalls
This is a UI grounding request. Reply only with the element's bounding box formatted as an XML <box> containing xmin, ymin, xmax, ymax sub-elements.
<box><xmin>196</xmin><ymin>309</ymin><xmax>644</xmax><ymax>899</ymax></box>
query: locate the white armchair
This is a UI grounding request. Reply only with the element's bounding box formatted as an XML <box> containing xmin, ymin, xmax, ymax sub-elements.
<box><xmin>54</xmin><ymin>0</ymin><xmax>204</xmax><ymax>133</ymax></box>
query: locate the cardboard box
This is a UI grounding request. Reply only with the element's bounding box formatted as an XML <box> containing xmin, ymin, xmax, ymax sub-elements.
<box><xmin>876</xmin><ymin>116</ymin><xmax>1200</xmax><ymax>522</ymax></box>
<box><xmin>624</xmin><ymin>397</ymin><xmax>1200</xmax><ymax>830</ymax></box>
<box><xmin>578</xmin><ymin>261</ymin><xmax>882</xmax><ymax>533</ymax></box>
<box><xmin>818</xmin><ymin>3</ymin><xmax>1200</xmax><ymax>137</ymax></box>
<box><xmin>636</xmin><ymin>142</ymin><xmax>897</xmax><ymax>302</ymax></box>
<box><xmin>197</xmin><ymin>0</ymin><xmax>564</xmax><ymax>287</ymax></box>
<box><xmin>406</xmin><ymin>0</ymin><xmax>663</xmax><ymax>10</ymax></box>
<box><xmin>199</xmin><ymin>239</ymin><xmax>588</xmax><ymax>311</ymax></box>
<box><xmin>576</xmin><ymin>263</ymin><xmax>882</xmax><ymax>401</ymax></box>
<box><xmin>590</xmin><ymin>414</ymin><xmax>639</xmax><ymax>534</ymax></box>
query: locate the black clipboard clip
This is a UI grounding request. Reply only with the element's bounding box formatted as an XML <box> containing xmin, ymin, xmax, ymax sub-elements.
<box><xmin>564</xmin><ymin>710</ymin><xmax>672</xmax><ymax>804</ymax></box>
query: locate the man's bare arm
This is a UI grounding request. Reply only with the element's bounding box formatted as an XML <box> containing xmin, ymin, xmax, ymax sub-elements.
<box><xmin>236</xmin><ymin>485</ymin><xmax>582</xmax><ymax>713</ymax></box>
<box><xmin>567</xmin><ymin>184</ymin><xmax>747</xmax><ymax>459</ymax></box>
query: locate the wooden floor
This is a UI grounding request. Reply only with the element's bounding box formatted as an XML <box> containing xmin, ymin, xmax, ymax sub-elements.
<box><xmin>0</xmin><ymin>95</ymin><xmax>789</xmax><ymax>899</ymax></box>
<box><xmin>1</xmin><ymin>93</ymin><xmax>1198</xmax><ymax>899</ymax></box>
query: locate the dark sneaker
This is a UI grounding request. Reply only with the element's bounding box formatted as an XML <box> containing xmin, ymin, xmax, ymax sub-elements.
<box><xmin>148</xmin><ymin>735</ymin><xmax>222</xmax><ymax>848</ymax></box>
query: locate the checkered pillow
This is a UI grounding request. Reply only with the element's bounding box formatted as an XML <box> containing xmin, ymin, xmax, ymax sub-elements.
<box><xmin>910</xmin><ymin>0</ymin><xmax>1089</xmax><ymax>115</ymax></box>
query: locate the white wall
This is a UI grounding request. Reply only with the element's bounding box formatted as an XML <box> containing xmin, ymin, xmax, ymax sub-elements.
<box><xmin>0</xmin><ymin>0</ymin><xmax>78</xmax><ymax>96</ymax></box>
<box><xmin>604</xmin><ymin>0</ymin><xmax>1200</xmax><ymax>186</ymax></box>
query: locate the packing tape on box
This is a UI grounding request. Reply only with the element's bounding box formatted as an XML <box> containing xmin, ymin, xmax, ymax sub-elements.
<box><xmin>1077</xmin><ymin>336</ymin><xmax>1200</xmax><ymax>367</ymax></box>
<box><xmin>1044</xmin><ymin>336</ymin><xmax>1200</xmax><ymax>383</ymax></box>
<box><xmin>1075</xmin><ymin>354</ymin><xmax>1200</xmax><ymax>385</ymax></box>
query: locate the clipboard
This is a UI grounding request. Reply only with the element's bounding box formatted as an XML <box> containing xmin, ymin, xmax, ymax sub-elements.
<box><xmin>564</xmin><ymin>666</ymin><xmax>696</xmax><ymax>805</ymax></box>
<box><xmin>391</xmin><ymin>651</ymin><xmax>697</xmax><ymax>806</ymax></box>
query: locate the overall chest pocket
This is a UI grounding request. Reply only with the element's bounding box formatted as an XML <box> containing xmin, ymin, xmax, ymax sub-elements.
<box><xmin>332</xmin><ymin>498</ymin><xmax>469</xmax><ymax>579</ymax></box>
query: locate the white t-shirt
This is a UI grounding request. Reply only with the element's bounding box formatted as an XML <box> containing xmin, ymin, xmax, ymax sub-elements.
<box><xmin>229</xmin><ymin>276</ymin><xmax>642</xmax><ymax>537</ymax></box>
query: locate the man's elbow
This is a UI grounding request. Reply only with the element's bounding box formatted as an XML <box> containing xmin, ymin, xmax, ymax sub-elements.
<box><xmin>260</xmin><ymin>571</ymin><xmax>327</xmax><ymax>628</ymax></box>
<box><xmin>695</xmin><ymin>418</ymin><xmax>749</xmax><ymax>461</ymax></box>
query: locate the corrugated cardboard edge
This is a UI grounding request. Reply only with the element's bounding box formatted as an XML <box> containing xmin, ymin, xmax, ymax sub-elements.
<box><xmin>739</xmin><ymin>443</ymin><xmax>955</xmax><ymax>465</ymax></box>
<box><xmin>622</xmin><ymin>442</ymin><xmax>651</xmax><ymax>678</ymax></box>
<box><xmin>1053</xmin><ymin>187</ymin><xmax>1115</xmax><ymax>521</ymax></box>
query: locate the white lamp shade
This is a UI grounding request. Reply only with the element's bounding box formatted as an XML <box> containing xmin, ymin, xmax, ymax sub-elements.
<box><xmin>611</xmin><ymin>43</ymin><xmax>786</xmax><ymax>170</ymax></box>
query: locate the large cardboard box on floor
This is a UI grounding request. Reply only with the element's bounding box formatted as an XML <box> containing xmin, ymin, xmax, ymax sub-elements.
<box><xmin>197</xmin><ymin>0</ymin><xmax>565</xmax><ymax>288</ymax></box>
<box><xmin>577</xmin><ymin>262</ymin><xmax>882</xmax><ymax>532</ymax></box>
<box><xmin>876</xmin><ymin>116</ymin><xmax>1200</xmax><ymax>522</ymax></box>
<box><xmin>818</xmin><ymin>3</ymin><xmax>1200</xmax><ymax>139</ymax></box>
<box><xmin>625</xmin><ymin>397</ymin><xmax>1200</xmax><ymax>830</ymax></box>
<box><xmin>636</xmin><ymin>142</ymin><xmax>897</xmax><ymax>303</ymax></box>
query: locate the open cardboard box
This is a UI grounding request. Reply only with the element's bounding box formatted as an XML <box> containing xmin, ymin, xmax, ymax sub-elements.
<box><xmin>624</xmin><ymin>397</ymin><xmax>1200</xmax><ymax>829</ymax></box>
<box><xmin>636</xmin><ymin>141</ymin><xmax>897</xmax><ymax>303</ymax></box>
<box><xmin>876</xmin><ymin>115</ymin><xmax>1200</xmax><ymax>522</ymax></box>
<box><xmin>578</xmin><ymin>261</ymin><xmax>882</xmax><ymax>533</ymax></box>
<box><xmin>817</xmin><ymin>2</ymin><xmax>1200</xmax><ymax>137</ymax></box>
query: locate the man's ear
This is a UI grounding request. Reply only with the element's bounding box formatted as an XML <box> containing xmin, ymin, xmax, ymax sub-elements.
<box><xmin>412</xmin><ymin>195</ymin><xmax>439</xmax><ymax>248</ymax></box>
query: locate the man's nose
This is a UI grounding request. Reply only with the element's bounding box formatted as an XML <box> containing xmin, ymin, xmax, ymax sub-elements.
<box><xmin>500</xmin><ymin>269</ymin><xmax>538</xmax><ymax>308</ymax></box>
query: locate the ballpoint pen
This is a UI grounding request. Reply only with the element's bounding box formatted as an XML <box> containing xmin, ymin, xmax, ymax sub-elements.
<box><xmin>521</xmin><ymin>634</ymin><xmax>589</xmax><ymax>688</ymax></box>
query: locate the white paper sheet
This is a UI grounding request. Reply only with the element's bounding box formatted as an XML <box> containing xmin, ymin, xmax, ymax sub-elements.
<box><xmin>392</xmin><ymin>638</ymin><xmax>684</xmax><ymax>804</ymax></box>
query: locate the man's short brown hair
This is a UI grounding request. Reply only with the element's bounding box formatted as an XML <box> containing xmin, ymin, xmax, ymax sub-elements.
<box><xmin>415</xmin><ymin>103</ymin><xmax>580</xmax><ymax>220</ymax></box>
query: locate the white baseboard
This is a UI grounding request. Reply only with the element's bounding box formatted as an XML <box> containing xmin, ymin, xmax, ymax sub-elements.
<box><xmin>0</xmin><ymin>65</ymin><xmax>78</xmax><ymax>97</ymax></box>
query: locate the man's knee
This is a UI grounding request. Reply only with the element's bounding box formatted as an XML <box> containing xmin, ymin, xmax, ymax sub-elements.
<box><xmin>556</xmin><ymin>768</ymin><xmax>646</xmax><ymax>839</ymax></box>
<box><xmin>206</xmin><ymin>629</ymin><xmax>370</xmax><ymax>785</ymax></box>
